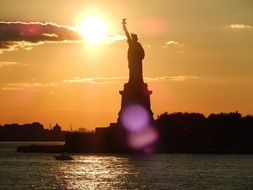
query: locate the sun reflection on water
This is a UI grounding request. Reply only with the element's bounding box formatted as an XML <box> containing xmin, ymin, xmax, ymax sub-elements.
<box><xmin>55</xmin><ymin>155</ymin><xmax>138</xmax><ymax>189</ymax></box>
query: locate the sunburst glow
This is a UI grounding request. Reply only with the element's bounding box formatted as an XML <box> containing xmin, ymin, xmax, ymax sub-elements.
<box><xmin>77</xmin><ymin>16</ymin><xmax>108</xmax><ymax>45</ymax></box>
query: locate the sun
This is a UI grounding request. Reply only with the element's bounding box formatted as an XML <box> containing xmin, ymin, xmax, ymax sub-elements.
<box><xmin>77</xmin><ymin>16</ymin><xmax>108</xmax><ymax>45</ymax></box>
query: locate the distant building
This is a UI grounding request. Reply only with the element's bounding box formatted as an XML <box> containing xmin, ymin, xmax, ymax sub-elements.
<box><xmin>53</xmin><ymin>123</ymin><xmax>61</xmax><ymax>133</ymax></box>
<box><xmin>78</xmin><ymin>128</ymin><xmax>86</xmax><ymax>133</ymax></box>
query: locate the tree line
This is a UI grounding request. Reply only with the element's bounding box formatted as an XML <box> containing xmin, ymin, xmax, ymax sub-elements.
<box><xmin>155</xmin><ymin>112</ymin><xmax>253</xmax><ymax>153</ymax></box>
<box><xmin>0</xmin><ymin>122</ymin><xmax>64</xmax><ymax>141</ymax></box>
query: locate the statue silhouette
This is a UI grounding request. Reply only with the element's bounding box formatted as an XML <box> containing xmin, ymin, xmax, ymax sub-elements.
<box><xmin>122</xmin><ymin>19</ymin><xmax>145</xmax><ymax>83</ymax></box>
<box><xmin>118</xmin><ymin>19</ymin><xmax>153</xmax><ymax>126</ymax></box>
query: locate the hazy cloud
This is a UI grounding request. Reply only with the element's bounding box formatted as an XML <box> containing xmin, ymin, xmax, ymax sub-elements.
<box><xmin>145</xmin><ymin>76</ymin><xmax>199</xmax><ymax>82</ymax></box>
<box><xmin>63</xmin><ymin>75</ymin><xmax>199</xmax><ymax>84</ymax></box>
<box><xmin>63</xmin><ymin>77</ymin><xmax>127</xmax><ymax>84</ymax></box>
<box><xmin>0</xmin><ymin>21</ymin><xmax>82</xmax><ymax>52</ymax></box>
<box><xmin>1</xmin><ymin>82</ymin><xmax>56</xmax><ymax>91</ymax></box>
<box><xmin>0</xmin><ymin>61</ymin><xmax>18</xmax><ymax>68</ymax></box>
<box><xmin>105</xmin><ymin>34</ymin><xmax>126</xmax><ymax>44</ymax></box>
<box><xmin>0</xmin><ymin>21</ymin><xmax>127</xmax><ymax>52</ymax></box>
<box><xmin>166</xmin><ymin>41</ymin><xmax>180</xmax><ymax>46</ymax></box>
<box><xmin>0</xmin><ymin>61</ymin><xmax>28</xmax><ymax>69</ymax></box>
<box><xmin>164</xmin><ymin>41</ymin><xmax>185</xmax><ymax>47</ymax></box>
<box><xmin>229</xmin><ymin>24</ymin><xmax>253</xmax><ymax>29</ymax></box>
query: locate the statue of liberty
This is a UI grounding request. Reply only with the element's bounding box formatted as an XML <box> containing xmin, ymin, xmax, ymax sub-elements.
<box><xmin>122</xmin><ymin>19</ymin><xmax>145</xmax><ymax>84</ymax></box>
<box><xmin>118</xmin><ymin>19</ymin><xmax>153</xmax><ymax>126</ymax></box>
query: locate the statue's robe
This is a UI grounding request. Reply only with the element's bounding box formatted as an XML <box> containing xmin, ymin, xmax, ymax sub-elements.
<box><xmin>127</xmin><ymin>40</ymin><xmax>145</xmax><ymax>83</ymax></box>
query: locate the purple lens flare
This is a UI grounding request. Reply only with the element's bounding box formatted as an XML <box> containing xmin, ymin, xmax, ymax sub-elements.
<box><xmin>120</xmin><ymin>104</ymin><xmax>159</xmax><ymax>152</ymax></box>
<box><xmin>120</xmin><ymin>104</ymin><xmax>150</xmax><ymax>132</ymax></box>
<box><xmin>127</xmin><ymin>126</ymin><xmax>158</xmax><ymax>151</ymax></box>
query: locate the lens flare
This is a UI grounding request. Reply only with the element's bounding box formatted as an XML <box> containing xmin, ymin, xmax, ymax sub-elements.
<box><xmin>127</xmin><ymin>126</ymin><xmax>158</xmax><ymax>150</ymax></box>
<box><xmin>120</xmin><ymin>104</ymin><xmax>150</xmax><ymax>132</ymax></box>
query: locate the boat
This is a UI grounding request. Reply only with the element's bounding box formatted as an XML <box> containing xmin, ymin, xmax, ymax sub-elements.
<box><xmin>54</xmin><ymin>152</ymin><xmax>73</xmax><ymax>160</ymax></box>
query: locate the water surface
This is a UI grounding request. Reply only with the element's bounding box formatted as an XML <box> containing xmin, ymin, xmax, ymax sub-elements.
<box><xmin>0</xmin><ymin>142</ymin><xmax>253</xmax><ymax>189</ymax></box>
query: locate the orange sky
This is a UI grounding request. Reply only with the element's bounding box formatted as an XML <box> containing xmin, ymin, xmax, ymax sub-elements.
<box><xmin>0</xmin><ymin>0</ymin><xmax>253</xmax><ymax>130</ymax></box>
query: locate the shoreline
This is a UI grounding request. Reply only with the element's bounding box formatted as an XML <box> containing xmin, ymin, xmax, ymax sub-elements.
<box><xmin>16</xmin><ymin>144</ymin><xmax>253</xmax><ymax>154</ymax></box>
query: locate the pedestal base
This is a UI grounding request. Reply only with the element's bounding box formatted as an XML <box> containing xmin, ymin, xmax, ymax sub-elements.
<box><xmin>118</xmin><ymin>82</ymin><xmax>153</xmax><ymax>125</ymax></box>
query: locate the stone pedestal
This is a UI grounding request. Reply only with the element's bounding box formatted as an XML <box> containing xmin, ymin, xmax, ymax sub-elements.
<box><xmin>118</xmin><ymin>81</ymin><xmax>153</xmax><ymax>124</ymax></box>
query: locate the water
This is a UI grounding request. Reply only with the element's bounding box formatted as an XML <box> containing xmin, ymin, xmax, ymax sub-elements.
<box><xmin>1</xmin><ymin>142</ymin><xmax>253</xmax><ymax>190</ymax></box>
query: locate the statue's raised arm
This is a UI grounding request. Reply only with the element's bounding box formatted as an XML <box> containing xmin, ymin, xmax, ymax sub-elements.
<box><xmin>122</xmin><ymin>18</ymin><xmax>131</xmax><ymax>41</ymax></box>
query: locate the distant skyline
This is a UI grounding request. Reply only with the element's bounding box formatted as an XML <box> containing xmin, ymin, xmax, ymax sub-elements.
<box><xmin>0</xmin><ymin>0</ymin><xmax>253</xmax><ymax>130</ymax></box>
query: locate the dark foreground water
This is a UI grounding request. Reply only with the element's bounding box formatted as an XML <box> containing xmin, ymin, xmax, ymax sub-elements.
<box><xmin>0</xmin><ymin>142</ymin><xmax>253</xmax><ymax>190</ymax></box>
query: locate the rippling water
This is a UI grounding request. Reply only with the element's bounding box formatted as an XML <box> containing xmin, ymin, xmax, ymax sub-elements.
<box><xmin>1</xmin><ymin>142</ymin><xmax>253</xmax><ymax>190</ymax></box>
